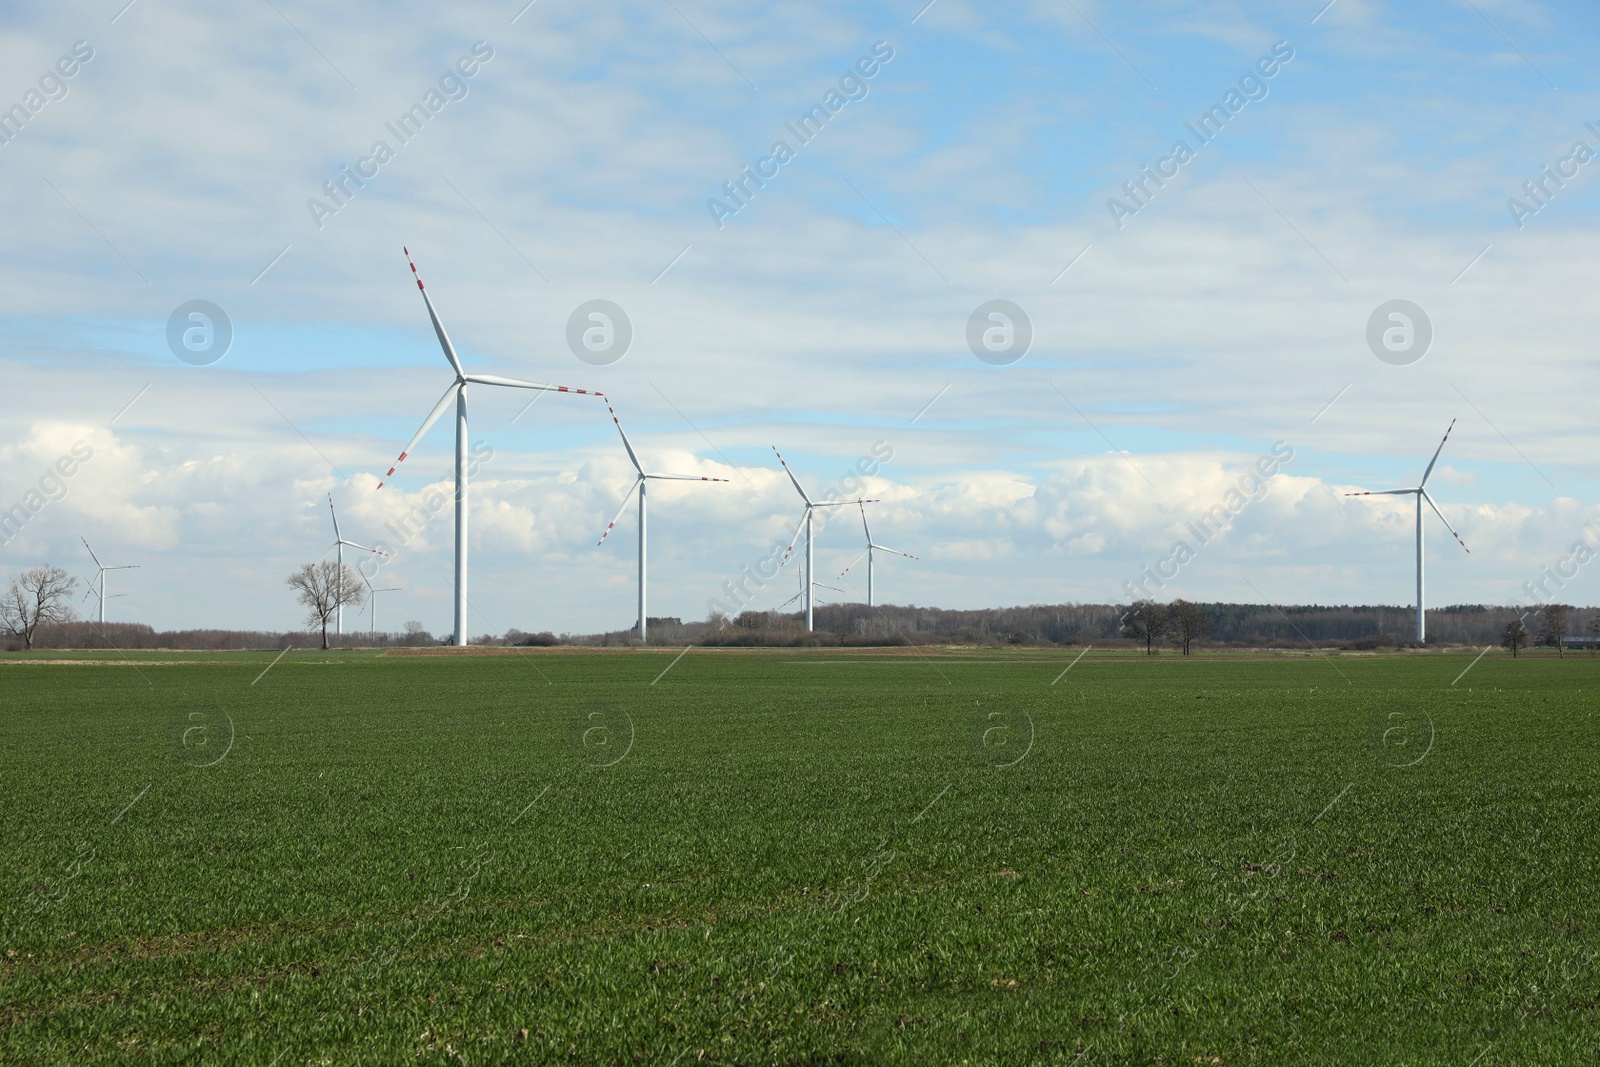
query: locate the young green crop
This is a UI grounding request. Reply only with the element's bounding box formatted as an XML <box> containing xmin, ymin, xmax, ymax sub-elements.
<box><xmin>0</xmin><ymin>649</ymin><xmax>1595</xmax><ymax>1063</ymax></box>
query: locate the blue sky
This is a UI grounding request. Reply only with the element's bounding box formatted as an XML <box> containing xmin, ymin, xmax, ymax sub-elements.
<box><xmin>2</xmin><ymin>0</ymin><xmax>1597</xmax><ymax>635</ymax></box>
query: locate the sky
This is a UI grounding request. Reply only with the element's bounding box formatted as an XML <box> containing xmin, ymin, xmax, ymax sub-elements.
<box><xmin>2</xmin><ymin>0</ymin><xmax>1598</xmax><ymax>637</ymax></box>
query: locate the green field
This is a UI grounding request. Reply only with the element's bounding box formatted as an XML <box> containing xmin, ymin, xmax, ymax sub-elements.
<box><xmin>1</xmin><ymin>647</ymin><xmax>1596</xmax><ymax>1064</ymax></box>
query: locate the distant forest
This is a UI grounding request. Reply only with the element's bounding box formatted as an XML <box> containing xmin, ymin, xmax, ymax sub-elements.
<box><xmin>16</xmin><ymin>602</ymin><xmax>1594</xmax><ymax>651</ymax></box>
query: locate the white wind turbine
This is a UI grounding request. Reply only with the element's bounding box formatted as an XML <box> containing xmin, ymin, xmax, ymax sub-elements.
<box><xmin>595</xmin><ymin>401</ymin><xmax>728</xmax><ymax>642</ymax></box>
<box><xmin>777</xmin><ymin>562</ymin><xmax>844</xmax><ymax>611</ymax></box>
<box><xmin>377</xmin><ymin>248</ymin><xmax>604</xmax><ymax>647</ymax></box>
<box><xmin>839</xmin><ymin>502</ymin><xmax>917</xmax><ymax>608</ymax></box>
<box><xmin>1346</xmin><ymin>419</ymin><xmax>1470</xmax><ymax>643</ymax></box>
<box><xmin>361</xmin><ymin>573</ymin><xmax>402</xmax><ymax>639</ymax></box>
<box><xmin>772</xmin><ymin>446</ymin><xmax>879</xmax><ymax>632</ymax></box>
<box><xmin>81</xmin><ymin>538</ymin><xmax>137</xmax><ymax>624</ymax></box>
<box><xmin>326</xmin><ymin>494</ymin><xmax>384</xmax><ymax>639</ymax></box>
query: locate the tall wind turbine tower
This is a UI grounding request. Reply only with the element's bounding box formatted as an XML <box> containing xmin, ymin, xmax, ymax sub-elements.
<box><xmin>1346</xmin><ymin>419</ymin><xmax>1470</xmax><ymax>643</ymax></box>
<box><xmin>772</xmin><ymin>447</ymin><xmax>878</xmax><ymax>632</ymax></box>
<box><xmin>839</xmin><ymin>502</ymin><xmax>917</xmax><ymax>608</ymax></box>
<box><xmin>377</xmin><ymin>248</ymin><xmax>604</xmax><ymax>646</ymax></box>
<box><xmin>595</xmin><ymin>401</ymin><xmax>727</xmax><ymax>642</ymax></box>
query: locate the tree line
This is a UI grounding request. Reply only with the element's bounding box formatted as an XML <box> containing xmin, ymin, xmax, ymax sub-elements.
<box><xmin>4</xmin><ymin>560</ymin><xmax>1594</xmax><ymax>652</ymax></box>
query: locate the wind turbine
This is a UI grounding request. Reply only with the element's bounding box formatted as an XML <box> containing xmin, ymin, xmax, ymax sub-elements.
<box><xmin>839</xmin><ymin>502</ymin><xmax>917</xmax><ymax>608</ymax></box>
<box><xmin>1346</xmin><ymin>419</ymin><xmax>1470</xmax><ymax>643</ymax></box>
<box><xmin>778</xmin><ymin>563</ymin><xmax>845</xmax><ymax>610</ymax></box>
<box><xmin>81</xmin><ymin>538</ymin><xmax>137</xmax><ymax>624</ymax></box>
<box><xmin>595</xmin><ymin>401</ymin><xmax>727</xmax><ymax>642</ymax></box>
<box><xmin>377</xmin><ymin>248</ymin><xmax>604</xmax><ymax>647</ymax></box>
<box><xmin>772</xmin><ymin>447</ymin><xmax>879</xmax><ymax>632</ymax></box>
<box><xmin>327</xmin><ymin>495</ymin><xmax>383</xmax><ymax>639</ymax></box>
<box><xmin>361</xmin><ymin>573</ymin><xmax>402</xmax><ymax>639</ymax></box>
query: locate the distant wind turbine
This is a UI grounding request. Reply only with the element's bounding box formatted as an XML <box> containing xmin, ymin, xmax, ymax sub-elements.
<box><xmin>376</xmin><ymin>248</ymin><xmax>604</xmax><ymax>647</ymax></box>
<box><xmin>772</xmin><ymin>447</ymin><xmax>879</xmax><ymax>632</ymax></box>
<box><xmin>596</xmin><ymin>401</ymin><xmax>727</xmax><ymax>642</ymax></box>
<box><xmin>1346</xmin><ymin>419</ymin><xmax>1470</xmax><ymax>643</ymax></box>
<box><xmin>327</xmin><ymin>494</ymin><xmax>383</xmax><ymax>639</ymax></box>
<box><xmin>361</xmin><ymin>572</ymin><xmax>402</xmax><ymax>639</ymax></box>
<box><xmin>839</xmin><ymin>501</ymin><xmax>917</xmax><ymax>608</ymax></box>
<box><xmin>81</xmin><ymin>538</ymin><xmax>137</xmax><ymax>624</ymax></box>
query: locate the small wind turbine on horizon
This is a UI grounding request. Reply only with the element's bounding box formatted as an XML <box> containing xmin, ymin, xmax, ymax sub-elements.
<box><xmin>326</xmin><ymin>494</ymin><xmax>384</xmax><ymax>639</ymax></box>
<box><xmin>376</xmin><ymin>248</ymin><xmax>604</xmax><ymax>647</ymax></box>
<box><xmin>361</xmin><ymin>572</ymin><xmax>402</xmax><ymax>639</ymax></box>
<box><xmin>777</xmin><ymin>565</ymin><xmax>846</xmax><ymax>611</ymax></box>
<box><xmin>773</xmin><ymin>447</ymin><xmax>879</xmax><ymax>632</ymax></box>
<box><xmin>839</xmin><ymin>501</ymin><xmax>917</xmax><ymax>608</ymax></box>
<box><xmin>596</xmin><ymin>401</ymin><xmax>727</xmax><ymax>642</ymax></box>
<box><xmin>1346</xmin><ymin>419</ymin><xmax>1470</xmax><ymax>643</ymax></box>
<box><xmin>81</xmin><ymin>538</ymin><xmax>136</xmax><ymax>624</ymax></box>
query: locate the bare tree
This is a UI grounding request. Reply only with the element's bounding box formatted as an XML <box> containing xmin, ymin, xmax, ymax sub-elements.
<box><xmin>0</xmin><ymin>565</ymin><xmax>79</xmax><ymax>650</ymax></box>
<box><xmin>1502</xmin><ymin>619</ymin><xmax>1530</xmax><ymax>658</ymax></box>
<box><xmin>287</xmin><ymin>562</ymin><xmax>364</xmax><ymax>650</ymax></box>
<box><xmin>1540</xmin><ymin>604</ymin><xmax>1570</xmax><ymax>659</ymax></box>
<box><xmin>1589</xmin><ymin>611</ymin><xmax>1600</xmax><ymax>656</ymax></box>
<box><xmin>1168</xmin><ymin>599</ymin><xmax>1209</xmax><ymax>656</ymax></box>
<box><xmin>1121</xmin><ymin>599</ymin><xmax>1170</xmax><ymax>656</ymax></box>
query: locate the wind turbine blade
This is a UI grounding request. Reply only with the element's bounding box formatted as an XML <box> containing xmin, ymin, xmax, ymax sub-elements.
<box><xmin>859</xmin><ymin>501</ymin><xmax>872</xmax><ymax>543</ymax></box>
<box><xmin>404</xmin><ymin>247</ymin><xmax>465</xmax><ymax>380</ymax></box>
<box><xmin>339</xmin><ymin>539</ymin><xmax>377</xmax><ymax>553</ymax></box>
<box><xmin>771</xmin><ymin>447</ymin><xmax>812</xmax><ymax>504</ymax></box>
<box><xmin>603</xmin><ymin>400</ymin><xmax>644</xmax><ymax>475</ymax></box>
<box><xmin>838</xmin><ymin>546</ymin><xmax>868</xmax><ymax>578</ymax></box>
<box><xmin>597</xmin><ymin>478</ymin><xmax>642</xmax><ymax>547</ymax></box>
<box><xmin>644</xmin><ymin>473</ymin><xmax>729</xmax><ymax>482</ymax></box>
<box><xmin>870</xmin><ymin>544</ymin><xmax>918</xmax><ymax>560</ymax></box>
<box><xmin>1420</xmin><ymin>418</ymin><xmax>1456</xmax><ymax>489</ymax></box>
<box><xmin>463</xmin><ymin>373</ymin><xmax>602</xmax><ymax>396</ymax></box>
<box><xmin>812</xmin><ymin>498</ymin><xmax>882</xmax><ymax>508</ymax></box>
<box><xmin>777</xmin><ymin>591</ymin><xmax>802</xmax><ymax>609</ymax></box>
<box><xmin>777</xmin><ymin>508</ymin><xmax>808</xmax><ymax>568</ymax></box>
<box><xmin>81</xmin><ymin>538</ymin><xmax>102</xmax><ymax>569</ymax></box>
<box><xmin>377</xmin><ymin>381</ymin><xmax>460</xmax><ymax>488</ymax></box>
<box><xmin>1345</xmin><ymin>489</ymin><xmax>1418</xmax><ymax>497</ymax></box>
<box><xmin>328</xmin><ymin>495</ymin><xmax>343</xmax><ymax>540</ymax></box>
<box><xmin>1421</xmin><ymin>489</ymin><xmax>1470</xmax><ymax>554</ymax></box>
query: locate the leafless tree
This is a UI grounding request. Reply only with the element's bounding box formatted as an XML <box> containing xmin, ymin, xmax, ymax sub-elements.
<box><xmin>1502</xmin><ymin>619</ymin><xmax>1530</xmax><ymax>658</ymax></box>
<box><xmin>1121</xmin><ymin>599</ymin><xmax>1169</xmax><ymax>656</ymax></box>
<box><xmin>0</xmin><ymin>565</ymin><xmax>79</xmax><ymax>650</ymax></box>
<box><xmin>1168</xmin><ymin>599</ymin><xmax>1209</xmax><ymax>656</ymax></box>
<box><xmin>287</xmin><ymin>562</ymin><xmax>365</xmax><ymax>650</ymax></box>
<box><xmin>1540</xmin><ymin>604</ymin><xmax>1570</xmax><ymax>659</ymax></box>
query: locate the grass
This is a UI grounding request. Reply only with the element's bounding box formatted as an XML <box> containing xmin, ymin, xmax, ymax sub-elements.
<box><xmin>0</xmin><ymin>646</ymin><xmax>1596</xmax><ymax>1064</ymax></box>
